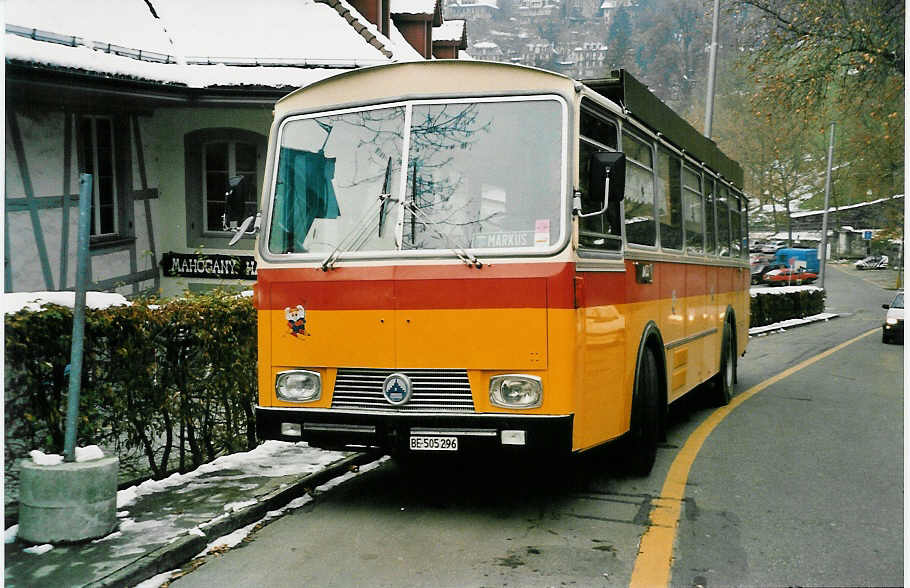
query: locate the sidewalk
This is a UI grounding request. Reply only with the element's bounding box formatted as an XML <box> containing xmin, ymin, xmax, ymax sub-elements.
<box><xmin>4</xmin><ymin>442</ymin><xmax>381</xmax><ymax>588</ymax></box>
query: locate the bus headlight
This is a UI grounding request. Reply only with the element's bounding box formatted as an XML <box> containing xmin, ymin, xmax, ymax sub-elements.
<box><xmin>490</xmin><ymin>375</ymin><xmax>542</xmax><ymax>409</ymax></box>
<box><xmin>276</xmin><ymin>370</ymin><xmax>321</xmax><ymax>402</ymax></box>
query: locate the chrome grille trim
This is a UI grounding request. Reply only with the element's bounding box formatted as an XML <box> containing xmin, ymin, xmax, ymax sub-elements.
<box><xmin>332</xmin><ymin>368</ymin><xmax>474</xmax><ymax>413</ymax></box>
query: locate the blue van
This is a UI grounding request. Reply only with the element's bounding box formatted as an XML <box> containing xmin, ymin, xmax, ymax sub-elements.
<box><xmin>774</xmin><ymin>248</ymin><xmax>820</xmax><ymax>273</ymax></box>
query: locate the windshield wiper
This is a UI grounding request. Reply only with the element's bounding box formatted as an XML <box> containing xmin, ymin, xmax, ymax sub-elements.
<box><xmin>402</xmin><ymin>160</ymin><xmax>483</xmax><ymax>269</ymax></box>
<box><xmin>320</xmin><ymin>159</ymin><xmax>396</xmax><ymax>271</ymax></box>
<box><xmin>404</xmin><ymin>199</ymin><xmax>484</xmax><ymax>269</ymax></box>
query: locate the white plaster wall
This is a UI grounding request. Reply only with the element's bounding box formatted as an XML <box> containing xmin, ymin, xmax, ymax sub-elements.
<box><xmin>10</xmin><ymin>110</ymin><xmax>66</xmax><ymax>198</ymax></box>
<box><xmin>133</xmin><ymin>199</ymin><xmax>158</xmax><ymax>272</ymax></box>
<box><xmin>7</xmin><ymin>210</ymin><xmax>45</xmax><ymax>291</ymax></box>
<box><xmin>92</xmin><ymin>249</ymin><xmax>132</xmax><ymax>283</ymax></box>
<box><xmin>153</xmin><ymin>107</ymin><xmax>271</xmax><ymax>297</ymax></box>
<box><xmin>131</xmin><ymin>115</ymin><xmax>161</xmax><ymax>191</ymax></box>
<box><xmin>5</xmin><ymin>125</ymin><xmax>26</xmax><ymax>198</ymax></box>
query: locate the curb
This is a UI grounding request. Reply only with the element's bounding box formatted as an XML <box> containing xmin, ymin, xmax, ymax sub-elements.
<box><xmin>85</xmin><ymin>451</ymin><xmax>381</xmax><ymax>588</ymax></box>
<box><xmin>748</xmin><ymin>312</ymin><xmax>840</xmax><ymax>336</ymax></box>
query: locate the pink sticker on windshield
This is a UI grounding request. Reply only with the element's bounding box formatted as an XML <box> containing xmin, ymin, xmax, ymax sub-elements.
<box><xmin>534</xmin><ymin>219</ymin><xmax>550</xmax><ymax>247</ymax></box>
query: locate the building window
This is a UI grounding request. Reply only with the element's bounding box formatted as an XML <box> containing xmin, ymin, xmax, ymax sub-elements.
<box><xmin>202</xmin><ymin>140</ymin><xmax>258</xmax><ymax>232</ymax></box>
<box><xmin>185</xmin><ymin>128</ymin><xmax>266</xmax><ymax>249</ymax></box>
<box><xmin>79</xmin><ymin>115</ymin><xmax>119</xmax><ymax>237</ymax></box>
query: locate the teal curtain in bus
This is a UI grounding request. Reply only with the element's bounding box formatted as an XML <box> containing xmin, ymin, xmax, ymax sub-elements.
<box><xmin>269</xmin><ymin>147</ymin><xmax>340</xmax><ymax>253</ymax></box>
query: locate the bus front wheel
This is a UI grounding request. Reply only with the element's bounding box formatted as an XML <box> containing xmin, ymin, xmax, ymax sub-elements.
<box><xmin>626</xmin><ymin>346</ymin><xmax>660</xmax><ymax>476</ymax></box>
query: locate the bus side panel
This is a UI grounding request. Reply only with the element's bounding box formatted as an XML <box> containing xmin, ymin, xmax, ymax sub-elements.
<box><xmin>685</xmin><ymin>263</ymin><xmax>707</xmax><ymax>387</ymax></box>
<box><xmin>702</xmin><ymin>264</ymin><xmax>719</xmax><ymax>383</ymax></box>
<box><xmin>573</xmin><ymin>270</ymin><xmax>629</xmax><ymax>451</ymax></box>
<box><xmin>659</xmin><ymin>262</ymin><xmax>687</xmax><ymax>401</ymax></box>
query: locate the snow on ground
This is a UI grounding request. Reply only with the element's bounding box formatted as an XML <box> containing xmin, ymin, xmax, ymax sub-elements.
<box><xmin>750</xmin><ymin>284</ymin><xmax>822</xmax><ymax>296</ymax></box>
<box><xmin>5</xmin><ymin>441</ymin><xmax>353</xmax><ymax>552</ymax></box>
<box><xmin>748</xmin><ymin>313</ymin><xmax>839</xmax><ymax>337</ymax></box>
<box><xmin>132</xmin><ymin>458</ymin><xmax>387</xmax><ymax>588</ymax></box>
<box><xmin>115</xmin><ymin>440</ymin><xmax>345</xmax><ymax>508</ymax></box>
<box><xmin>3</xmin><ymin>291</ymin><xmax>131</xmax><ymax>314</ymax></box>
<box><xmin>28</xmin><ymin>445</ymin><xmax>105</xmax><ymax>465</ymax></box>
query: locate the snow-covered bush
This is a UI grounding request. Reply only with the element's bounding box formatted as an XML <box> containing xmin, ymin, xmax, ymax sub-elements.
<box><xmin>4</xmin><ymin>291</ymin><xmax>257</xmax><ymax>481</ymax></box>
<box><xmin>750</xmin><ymin>286</ymin><xmax>825</xmax><ymax>328</ymax></box>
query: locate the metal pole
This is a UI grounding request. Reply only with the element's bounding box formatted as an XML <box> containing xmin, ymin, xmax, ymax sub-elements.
<box><xmin>63</xmin><ymin>174</ymin><xmax>93</xmax><ymax>462</ymax></box>
<box><xmin>703</xmin><ymin>0</ymin><xmax>721</xmax><ymax>138</ymax></box>
<box><xmin>819</xmin><ymin>122</ymin><xmax>836</xmax><ymax>290</ymax></box>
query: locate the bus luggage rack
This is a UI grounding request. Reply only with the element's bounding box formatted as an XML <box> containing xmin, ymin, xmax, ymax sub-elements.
<box><xmin>332</xmin><ymin>368</ymin><xmax>475</xmax><ymax>412</ymax></box>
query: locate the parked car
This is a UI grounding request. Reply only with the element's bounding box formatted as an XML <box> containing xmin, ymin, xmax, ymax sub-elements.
<box><xmin>762</xmin><ymin>267</ymin><xmax>818</xmax><ymax>286</ymax></box>
<box><xmin>750</xmin><ymin>260</ymin><xmax>777</xmax><ymax>284</ymax></box>
<box><xmin>855</xmin><ymin>255</ymin><xmax>889</xmax><ymax>270</ymax></box>
<box><xmin>760</xmin><ymin>240</ymin><xmax>785</xmax><ymax>254</ymax></box>
<box><xmin>882</xmin><ymin>291</ymin><xmax>904</xmax><ymax>344</ymax></box>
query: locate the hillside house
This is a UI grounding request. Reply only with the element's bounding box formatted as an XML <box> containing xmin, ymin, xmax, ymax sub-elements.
<box><xmin>5</xmin><ymin>0</ymin><xmax>466</xmax><ymax>297</ymax></box>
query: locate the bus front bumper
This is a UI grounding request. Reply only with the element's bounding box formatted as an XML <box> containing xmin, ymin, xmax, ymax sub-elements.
<box><xmin>256</xmin><ymin>407</ymin><xmax>573</xmax><ymax>455</ymax></box>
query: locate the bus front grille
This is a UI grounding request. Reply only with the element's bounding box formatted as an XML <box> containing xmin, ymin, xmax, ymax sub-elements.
<box><xmin>332</xmin><ymin>369</ymin><xmax>474</xmax><ymax>413</ymax></box>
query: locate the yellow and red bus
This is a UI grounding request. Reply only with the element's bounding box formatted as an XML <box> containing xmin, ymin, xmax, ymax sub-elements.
<box><xmin>250</xmin><ymin>61</ymin><xmax>749</xmax><ymax>474</ymax></box>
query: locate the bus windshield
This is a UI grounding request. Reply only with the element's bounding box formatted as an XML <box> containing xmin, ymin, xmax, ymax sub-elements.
<box><xmin>267</xmin><ymin>97</ymin><xmax>564</xmax><ymax>256</ymax></box>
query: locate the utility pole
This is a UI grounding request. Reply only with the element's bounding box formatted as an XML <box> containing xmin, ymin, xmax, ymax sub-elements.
<box><xmin>819</xmin><ymin>122</ymin><xmax>836</xmax><ymax>289</ymax></box>
<box><xmin>704</xmin><ymin>0</ymin><xmax>721</xmax><ymax>138</ymax></box>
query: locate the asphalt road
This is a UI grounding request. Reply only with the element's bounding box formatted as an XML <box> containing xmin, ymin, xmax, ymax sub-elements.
<box><xmin>172</xmin><ymin>263</ymin><xmax>903</xmax><ymax>587</ymax></box>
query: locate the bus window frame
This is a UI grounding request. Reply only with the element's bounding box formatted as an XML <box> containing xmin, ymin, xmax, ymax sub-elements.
<box><xmin>681</xmin><ymin>162</ymin><xmax>705</xmax><ymax>257</ymax></box>
<box><xmin>578</xmin><ymin>98</ymin><xmax>622</xmax><ymax>255</ymax></box>
<box><xmin>619</xmin><ymin>124</ymin><xmax>658</xmax><ymax>251</ymax></box>
<box><xmin>259</xmin><ymin>94</ymin><xmax>572</xmax><ymax>265</ymax></box>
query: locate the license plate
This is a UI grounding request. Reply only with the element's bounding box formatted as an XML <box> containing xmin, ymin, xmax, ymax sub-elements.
<box><xmin>409</xmin><ymin>436</ymin><xmax>458</xmax><ymax>451</ymax></box>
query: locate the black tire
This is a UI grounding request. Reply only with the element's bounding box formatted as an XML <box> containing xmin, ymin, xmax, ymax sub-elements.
<box><xmin>626</xmin><ymin>346</ymin><xmax>661</xmax><ymax>476</ymax></box>
<box><xmin>882</xmin><ymin>330</ymin><xmax>890</xmax><ymax>344</ymax></box>
<box><xmin>711</xmin><ymin>323</ymin><xmax>735</xmax><ymax>406</ymax></box>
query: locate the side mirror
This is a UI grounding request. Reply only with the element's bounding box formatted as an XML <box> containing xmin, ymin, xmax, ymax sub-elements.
<box><xmin>882</xmin><ymin>303</ymin><xmax>890</xmax><ymax>310</ymax></box>
<box><xmin>228</xmin><ymin>213</ymin><xmax>261</xmax><ymax>247</ymax></box>
<box><xmin>575</xmin><ymin>152</ymin><xmax>625</xmax><ymax>218</ymax></box>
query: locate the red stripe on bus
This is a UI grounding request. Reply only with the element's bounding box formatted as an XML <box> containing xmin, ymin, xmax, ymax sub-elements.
<box><xmin>256</xmin><ymin>261</ymin><xmax>747</xmax><ymax>311</ymax></box>
<box><xmin>256</xmin><ymin>263</ymin><xmax>576</xmax><ymax>311</ymax></box>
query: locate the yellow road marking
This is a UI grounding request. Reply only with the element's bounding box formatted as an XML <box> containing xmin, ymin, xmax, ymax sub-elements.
<box><xmin>629</xmin><ymin>327</ymin><xmax>879</xmax><ymax>588</ymax></box>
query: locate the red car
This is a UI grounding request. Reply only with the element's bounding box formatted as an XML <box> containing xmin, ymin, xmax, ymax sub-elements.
<box><xmin>762</xmin><ymin>267</ymin><xmax>818</xmax><ymax>286</ymax></box>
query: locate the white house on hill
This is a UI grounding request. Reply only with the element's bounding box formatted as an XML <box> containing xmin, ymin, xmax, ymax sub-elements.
<box><xmin>4</xmin><ymin>0</ymin><xmax>466</xmax><ymax>296</ymax></box>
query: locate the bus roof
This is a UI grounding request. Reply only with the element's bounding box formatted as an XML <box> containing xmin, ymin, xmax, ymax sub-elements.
<box><xmin>584</xmin><ymin>70</ymin><xmax>744</xmax><ymax>189</ymax></box>
<box><xmin>274</xmin><ymin>60</ymin><xmax>743</xmax><ymax>189</ymax></box>
<box><xmin>274</xmin><ymin>60</ymin><xmax>574</xmax><ymax>114</ymax></box>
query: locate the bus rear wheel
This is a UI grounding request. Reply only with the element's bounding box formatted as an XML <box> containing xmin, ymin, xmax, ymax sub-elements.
<box><xmin>625</xmin><ymin>347</ymin><xmax>660</xmax><ymax>476</ymax></box>
<box><xmin>711</xmin><ymin>323</ymin><xmax>735</xmax><ymax>406</ymax></box>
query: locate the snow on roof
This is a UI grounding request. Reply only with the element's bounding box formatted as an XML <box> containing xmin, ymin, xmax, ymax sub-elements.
<box><xmin>434</xmin><ymin>20</ymin><xmax>466</xmax><ymax>43</ymax></box>
<box><xmin>5</xmin><ymin>35</ymin><xmax>347</xmax><ymax>89</ymax></box>
<box><xmin>391</xmin><ymin>0</ymin><xmax>439</xmax><ymax>15</ymax></box>
<box><xmin>152</xmin><ymin>0</ymin><xmax>387</xmax><ymax>63</ymax></box>
<box><xmin>790</xmin><ymin>194</ymin><xmax>904</xmax><ymax>218</ymax></box>
<box><xmin>4</xmin><ymin>0</ymin><xmax>418</xmax><ymax>88</ymax></box>
<box><xmin>4</xmin><ymin>0</ymin><xmax>174</xmax><ymax>55</ymax></box>
<box><xmin>473</xmin><ymin>41</ymin><xmax>499</xmax><ymax>49</ymax></box>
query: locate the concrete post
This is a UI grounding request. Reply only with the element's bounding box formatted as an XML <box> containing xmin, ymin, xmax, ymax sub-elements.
<box><xmin>18</xmin><ymin>456</ymin><xmax>119</xmax><ymax>544</ymax></box>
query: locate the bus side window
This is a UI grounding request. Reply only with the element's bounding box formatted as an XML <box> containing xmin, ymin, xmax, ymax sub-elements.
<box><xmin>704</xmin><ymin>177</ymin><xmax>716</xmax><ymax>255</ymax></box>
<box><xmin>683</xmin><ymin>165</ymin><xmax>704</xmax><ymax>255</ymax></box>
<box><xmin>578</xmin><ymin>103</ymin><xmax>620</xmax><ymax>251</ymax></box>
<box><xmin>657</xmin><ymin>147</ymin><xmax>683</xmax><ymax>250</ymax></box>
<box><xmin>621</xmin><ymin>131</ymin><xmax>656</xmax><ymax>247</ymax></box>
<box><xmin>716</xmin><ymin>183</ymin><xmax>731</xmax><ymax>256</ymax></box>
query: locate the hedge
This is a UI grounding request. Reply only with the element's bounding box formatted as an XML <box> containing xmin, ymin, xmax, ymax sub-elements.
<box><xmin>750</xmin><ymin>286</ymin><xmax>826</xmax><ymax>328</ymax></box>
<box><xmin>4</xmin><ymin>291</ymin><xmax>257</xmax><ymax>481</ymax></box>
